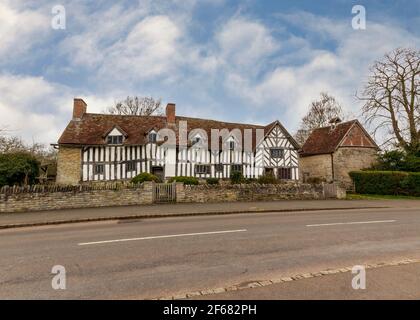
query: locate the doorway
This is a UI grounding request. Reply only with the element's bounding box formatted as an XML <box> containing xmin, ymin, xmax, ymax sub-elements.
<box><xmin>151</xmin><ymin>166</ymin><xmax>164</xmax><ymax>182</ymax></box>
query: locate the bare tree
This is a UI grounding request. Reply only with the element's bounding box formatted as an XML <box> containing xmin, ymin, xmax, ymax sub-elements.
<box><xmin>106</xmin><ymin>96</ymin><xmax>163</xmax><ymax>116</ymax></box>
<box><xmin>359</xmin><ymin>48</ymin><xmax>419</xmax><ymax>153</ymax></box>
<box><xmin>294</xmin><ymin>92</ymin><xmax>346</xmax><ymax>144</ymax></box>
<box><xmin>0</xmin><ymin>135</ymin><xmax>26</xmax><ymax>153</ymax></box>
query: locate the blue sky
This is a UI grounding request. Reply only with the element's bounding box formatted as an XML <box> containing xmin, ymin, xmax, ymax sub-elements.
<box><xmin>1</xmin><ymin>0</ymin><xmax>419</xmax><ymax>144</ymax></box>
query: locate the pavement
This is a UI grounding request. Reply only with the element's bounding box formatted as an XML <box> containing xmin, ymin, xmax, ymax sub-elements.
<box><xmin>1</xmin><ymin>199</ymin><xmax>418</xmax><ymax>229</ymax></box>
<box><xmin>191</xmin><ymin>261</ymin><xmax>420</xmax><ymax>300</ymax></box>
<box><xmin>1</xmin><ymin>203</ymin><xmax>420</xmax><ymax>299</ymax></box>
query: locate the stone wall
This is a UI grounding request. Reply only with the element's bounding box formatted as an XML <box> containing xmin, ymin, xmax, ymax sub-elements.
<box><xmin>0</xmin><ymin>182</ymin><xmax>153</xmax><ymax>213</ymax></box>
<box><xmin>0</xmin><ymin>182</ymin><xmax>334</xmax><ymax>213</ymax></box>
<box><xmin>299</xmin><ymin>147</ymin><xmax>378</xmax><ymax>188</ymax></box>
<box><xmin>178</xmin><ymin>183</ymin><xmax>325</xmax><ymax>203</ymax></box>
<box><xmin>56</xmin><ymin>146</ymin><xmax>82</xmax><ymax>185</ymax></box>
<box><xmin>299</xmin><ymin>154</ymin><xmax>333</xmax><ymax>182</ymax></box>
<box><xmin>333</xmin><ymin>147</ymin><xmax>377</xmax><ymax>188</ymax></box>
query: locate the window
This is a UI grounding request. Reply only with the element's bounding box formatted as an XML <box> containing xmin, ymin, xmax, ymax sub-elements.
<box><xmin>229</xmin><ymin>141</ymin><xmax>235</xmax><ymax>150</ymax></box>
<box><xmin>126</xmin><ymin>161</ymin><xmax>136</xmax><ymax>172</ymax></box>
<box><xmin>270</xmin><ymin>148</ymin><xmax>284</xmax><ymax>158</ymax></box>
<box><xmin>191</xmin><ymin>136</ymin><xmax>201</xmax><ymax>146</ymax></box>
<box><xmin>149</xmin><ymin>132</ymin><xmax>157</xmax><ymax>143</ymax></box>
<box><xmin>231</xmin><ymin>164</ymin><xmax>242</xmax><ymax>173</ymax></box>
<box><xmin>107</xmin><ymin>135</ymin><xmax>123</xmax><ymax>145</ymax></box>
<box><xmin>94</xmin><ymin>164</ymin><xmax>104</xmax><ymax>175</ymax></box>
<box><xmin>215</xmin><ymin>164</ymin><xmax>223</xmax><ymax>172</ymax></box>
<box><xmin>279</xmin><ymin>168</ymin><xmax>292</xmax><ymax>180</ymax></box>
<box><xmin>195</xmin><ymin>164</ymin><xmax>211</xmax><ymax>174</ymax></box>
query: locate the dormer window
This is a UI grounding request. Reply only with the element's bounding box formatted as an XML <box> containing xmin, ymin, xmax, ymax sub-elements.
<box><xmin>107</xmin><ymin>135</ymin><xmax>123</xmax><ymax>145</ymax></box>
<box><xmin>148</xmin><ymin>132</ymin><xmax>157</xmax><ymax>143</ymax></box>
<box><xmin>191</xmin><ymin>133</ymin><xmax>205</xmax><ymax>148</ymax></box>
<box><xmin>105</xmin><ymin>127</ymin><xmax>125</xmax><ymax>145</ymax></box>
<box><xmin>226</xmin><ymin>136</ymin><xmax>237</xmax><ymax>151</ymax></box>
<box><xmin>192</xmin><ymin>136</ymin><xmax>201</xmax><ymax>146</ymax></box>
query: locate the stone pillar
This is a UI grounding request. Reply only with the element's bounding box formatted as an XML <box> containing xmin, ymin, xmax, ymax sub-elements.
<box><xmin>175</xmin><ymin>182</ymin><xmax>185</xmax><ymax>202</ymax></box>
<box><xmin>142</xmin><ymin>181</ymin><xmax>154</xmax><ymax>204</ymax></box>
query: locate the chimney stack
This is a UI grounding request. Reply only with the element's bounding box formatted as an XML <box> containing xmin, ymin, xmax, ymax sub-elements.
<box><xmin>73</xmin><ymin>98</ymin><xmax>87</xmax><ymax>120</ymax></box>
<box><xmin>166</xmin><ymin>103</ymin><xmax>176</xmax><ymax>125</ymax></box>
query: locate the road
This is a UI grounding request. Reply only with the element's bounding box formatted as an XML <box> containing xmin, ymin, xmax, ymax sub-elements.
<box><xmin>1</xmin><ymin>206</ymin><xmax>420</xmax><ymax>299</ymax></box>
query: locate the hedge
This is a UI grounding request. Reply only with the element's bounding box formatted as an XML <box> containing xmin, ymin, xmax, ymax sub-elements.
<box><xmin>130</xmin><ymin>172</ymin><xmax>160</xmax><ymax>184</ymax></box>
<box><xmin>349</xmin><ymin>171</ymin><xmax>420</xmax><ymax>196</ymax></box>
<box><xmin>206</xmin><ymin>178</ymin><xmax>219</xmax><ymax>185</ymax></box>
<box><xmin>168</xmin><ymin>176</ymin><xmax>199</xmax><ymax>185</ymax></box>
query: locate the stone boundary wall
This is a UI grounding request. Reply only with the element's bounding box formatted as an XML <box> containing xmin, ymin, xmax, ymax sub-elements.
<box><xmin>178</xmin><ymin>183</ymin><xmax>325</xmax><ymax>203</ymax></box>
<box><xmin>0</xmin><ymin>182</ymin><xmax>340</xmax><ymax>213</ymax></box>
<box><xmin>0</xmin><ymin>182</ymin><xmax>153</xmax><ymax>213</ymax></box>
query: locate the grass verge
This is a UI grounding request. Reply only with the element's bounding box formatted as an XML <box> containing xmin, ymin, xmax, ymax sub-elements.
<box><xmin>347</xmin><ymin>193</ymin><xmax>420</xmax><ymax>200</ymax></box>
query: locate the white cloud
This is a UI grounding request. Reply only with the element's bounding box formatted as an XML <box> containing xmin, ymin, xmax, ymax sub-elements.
<box><xmin>1</xmin><ymin>3</ymin><xmax>419</xmax><ymax>146</ymax></box>
<box><xmin>0</xmin><ymin>74</ymin><xmax>72</xmax><ymax>144</ymax></box>
<box><xmin>0</xmin><ymin>2</ymin><xmax>50</xmax><ymax>63</ymax></box>
<box><xmin>98</xmin><ymin>15</ymin><xmax>183</xmax><ymax>80</ymax></box>
<box><xmin>216</xmin><ymin>17</ymin><xmax>279</xmax><ymax>69</ymax></box>
<box><xmin>223</xmin><ymin>12</ymin><xmax>420</xmax><ymax>131</ymax></box>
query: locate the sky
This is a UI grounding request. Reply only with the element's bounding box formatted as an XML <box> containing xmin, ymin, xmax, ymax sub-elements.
<box><xmin>1</xmin><ymin>0</ymin><xmax>419</xmax><ymax>145</ymax></box>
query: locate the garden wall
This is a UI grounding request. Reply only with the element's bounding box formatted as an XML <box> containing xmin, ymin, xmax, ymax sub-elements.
<box><xmin>0</xmin><ymin>182</ymin><xmax>153</xmax><ymax>213</ymax></box>
<box><xmin>177</xmin><ymin>182</ymin><xmax>326</xmax><ymax>203</ymax></box>
<box><xmin>0</xmin><ymin>182</ymin><xmax>340</xmax><ymax>213</ymax></box>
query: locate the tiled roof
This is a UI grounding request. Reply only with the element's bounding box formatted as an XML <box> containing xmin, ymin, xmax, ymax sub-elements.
<box><xmin>57</xmin><ymin>113</ymin><xmax>293</xmax><ymax>150</ymax></box>
<box><xmin>299</xmin><ymin>120</ymin><xmax>377</xmax><ymax>156</ymax></box>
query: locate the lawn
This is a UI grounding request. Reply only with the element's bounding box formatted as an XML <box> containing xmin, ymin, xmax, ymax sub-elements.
<box><xmin>346</xmin><ymin>193</ymin><xmax>420</xmax><ymax>200</ymax></box>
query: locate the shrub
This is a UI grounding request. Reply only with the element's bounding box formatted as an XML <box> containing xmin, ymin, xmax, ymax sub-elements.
<box><xmin>305</xmin><ymin>176</ymin><xmax>326</xmax><ymax>184</ymax></box>
<box><xmin>230</xmin><ymin>171</ymin><xmax>244</xmax><ymax>184</ymax></box>
<box><xmin>130</xmin><ymin>172</ymin><xmax>160</xmax><ymax>184</ymax></box>
<box><xmin>257</xmin><ymin>174</ymin><xmax>278</xmax><ymax>184</ymax></box>
<box><xmin>0</xmin><ymin>152</ymin><xmax>40</xmax><ymax>187</ymax></box>
<box><xmin>206</xmin><ymin>178</ymin><xmax>219</xmax><ymax>185</ymax></box>
<box><xmin>168</xmin><ymin>176</ymin><xmax>199</xmax><ymax>185</ymax></box>
<box><xmin>349</xmin><ymin>170</ymin><xmax>420</xmax><ymax>196</ymax></box>
<box><xmin>244</xmin><ymin>178</ymin><xmax>257</xmax><ymax>184</ymax></box>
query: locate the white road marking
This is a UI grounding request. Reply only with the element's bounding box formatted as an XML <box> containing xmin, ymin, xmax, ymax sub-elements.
<box><xmin>306</xmin><ymin>220</ymin><xmax>396</xmax><ymax>227</ymax></box>
<box><xmin>78</xmin><ymin>229</ymin><xmax>247</xmax><ymax>246</ymax></box>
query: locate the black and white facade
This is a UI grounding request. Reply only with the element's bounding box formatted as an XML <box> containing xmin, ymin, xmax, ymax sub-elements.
<box><xmin>57</xmin><ymin>99</ymin><xmax>300</xmax><ymax>183</ymax></box>
<box><xmin>80</xmin><ymin>121</ymin><xmax>300</xmax><ymax>182</ymax></box>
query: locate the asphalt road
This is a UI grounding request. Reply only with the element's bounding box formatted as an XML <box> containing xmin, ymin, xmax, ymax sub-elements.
<box><xmin>1</xmin><ymin>206</ymin><xmax>420</xmax><ymax>299</ymax></box>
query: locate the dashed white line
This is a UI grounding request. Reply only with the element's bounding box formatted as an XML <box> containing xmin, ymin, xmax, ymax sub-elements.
<box><xmin>306</xmin><ymin>220</ymin><xmax>396</xmax><ymax>227</ymax></box>
<box><xmin>78</xmin><ymin>229</ymin><xmax>247</xmax><ymax>246</ymax></box>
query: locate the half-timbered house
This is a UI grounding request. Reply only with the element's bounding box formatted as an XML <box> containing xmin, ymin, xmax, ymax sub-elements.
<box><xmin>55</xmin><ymin>98</ymin><xmax>300</xmax><ymax>184</ymax></box>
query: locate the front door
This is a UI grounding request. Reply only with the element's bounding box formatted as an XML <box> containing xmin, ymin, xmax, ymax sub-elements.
<box><xmin>152</xmin><ymin>166</ymin><xmax>164</xmax><ymax>182</ymax></box>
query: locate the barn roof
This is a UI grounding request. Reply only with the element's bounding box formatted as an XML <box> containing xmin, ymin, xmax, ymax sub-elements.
<box><xmin>299</xmin><ymin>120</ymin><xmax>378</xmax><ymax>157</ymax></box>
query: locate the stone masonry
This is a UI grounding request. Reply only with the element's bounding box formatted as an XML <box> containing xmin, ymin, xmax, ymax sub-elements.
<box><xmin>0</xmin><ymin>182</ymin><xmax>333</xmax><ymax>213</ymax></box>
<box><xmin>56</xmin><ymin>146</ymin><xmax>82</xmax><ymax>185</ymax></box>
<box><xmin>333</xmin><ymin>147</ymin><xmax>377</xmax><ymax>187</ymax></box>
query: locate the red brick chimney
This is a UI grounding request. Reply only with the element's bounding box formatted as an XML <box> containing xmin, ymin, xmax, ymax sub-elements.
<box><xmin>166</xmin><ymin>103</ymin><xmax>176</xmax><ymax>125</ymax></box>
<box><xmin>73</xmin><ymin>98</ymin><xmax>87</xmax><ymax>120</ymax></box>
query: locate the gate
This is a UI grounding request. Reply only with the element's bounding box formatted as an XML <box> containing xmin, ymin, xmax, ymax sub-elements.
<box><xmin>153</xmin><ymin>183</ymin><xmax>176</xmax><ymax>203</ymax></box>
<box><xmin>323</xmin><ymin>182</ymin><xmax>337</xmax><ymax>199</ymax></box>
